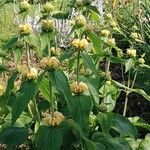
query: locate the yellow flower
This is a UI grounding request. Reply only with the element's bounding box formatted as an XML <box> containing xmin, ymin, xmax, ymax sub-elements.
<box><xmin>106</xmin><ymin>81</ymin><xmax>111</xmax><ymax>86</ymax></box>
<box><xmin>80</xmin><ymin>68</ymin><xmax>92</xmax><ymax>76</ymax></box>
<box><xmin>72</xmin><ymin>39</ymin><xmax>80</xmax><ymax>48</ymax></box>
<box><xmin>100</xmin><ymin>29</ymin><xmax>110</xmax><ymax>37</ymax></box>
<box><xmin>75</xmin><ymin>15</ymin><xmax>86</xmax><ymax>27</ymax></box>
<box><xmin>126</xmin><ymin>48</ymin><xmax>137</xmax><ymax>57</ymax></box>
<box><xmin>130</xmin><ymin>32</ymin><xmax>139</xmax><ymax>39</ymax></box>
<box><xmin>40</xmin><ymin>57</ymin><xmax>48</xmax><ymax>68</ymax></box>
<box><xmin>110</xmin><ymin>20</ymin><xmax>117</xmax><ymax>27</ymax></box>
<box><xmin>78</xmin><ymin>39</ymin><xmax>89</xmax><ymax>50</ymax></box>
<box><xmin>42</xmin><ymin>3</ymin><xmax>55</xmax><ymax>13</ymax></box>
<box><xmin>43</xmin><ymin>111</ymin><xmax>64</xmax><ymax>126</ymax></box>
<box><xmin>108</xmin><ymin>38</ymin><xmax>116</xmax><ymax>46</ymax></box>
<box><xmin>22</xmin><ymin>67</ymin><xmax>38</xmax><ymax>80</ymax></box>
<box><xmin>105</xmin><ymin>13</ymin><xmax>113</xmax><ymax>20</ymax></box>
<box><xmin>18</xmin><ymin>23</ymin><xmax>32</xmax><ymax>35</ymax></box>
<box><xmin>41</xmin><ymin>19</ymin><xmax>55</xmax><ymax>32</ymax></box>
<box><xmin>86</xmin><ymin>24</ymin><xmax>94</xmax><ymax>32</ymax></box>
<box><xmin>70</xmin><ymin>81</ymin><xmax>88</xmax><ymax>94</ymax></box>
<box><xmin>76</xmin><ymin>0</ymin><xmax>83</xmax><ymax>6</ymax></box>
<box><xmin>50</xmin><ymin>47</ymin><xmax>61</xmax><ymax>56</ymax></box>
<box><xmin>40</xmin><ymin>57</ymin><xmax>60</xmax><ymax>70</ymax></box>
<box><xmin>19</xmin><ymin>1</ymin><xmax>30</xmax><ymax>11</ymax></box>
<box><xmin>138</xmin><ymin>58</ymin><xmax>145</xmax><ymax>64</ymax></box>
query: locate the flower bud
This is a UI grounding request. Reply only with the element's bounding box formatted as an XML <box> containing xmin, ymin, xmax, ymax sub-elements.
<box><xmin>100</xmin><ymin>29</ymin><xmax>110</xmax><ymax>37</ymax></box>
<box><xmin>76</xmin><ymin>0</ymin><xmax>83</xmax><ymax>7</ymax></box>
<box><xmin>105</xmin><ymin>13</ymin><xmax>113</xmax><ymax>20</ymax></box>
<box><xmin>21</xmin><ymin>67</ymin><xmax>38</xmax><ymax>80</ymax></box>
<box><xmin>106</xmin><ymin>80</ymin><xmax>111</xmax><ymax>86</ymax></box>
<box><xmin>40</xmin><ymin>56</ymin><xmax>60</xmax><ymax>70</ymax></box>
<box><xmin>75</xmin><ymin>15</ymin><xmax>86</xmax><ymax>27</ymax></box>
<box><xmin>138</xmin><ymin>58</ymin><xmax>145</xmax><ymax>64</ymax></box>
<box><xmin>126</xmin><ymin>48</ymin><xmax>137</xmax><ymax>57</ymax></box>
<box><xmin>108</xmin><ymin>38</ymin><xmax>116</xmax><ymax>46</ymax></box>
<box><xmin>18</xmin><ymin>23</ymin><xmax>32</xmax><ymax>35</ymax></box>
<box><xmin>130</xmin><ymin>32</ymin><xmax>139</xmax><ymax>39</ymax></box>
<box><xmin>43</xmin><ymin>111</ymin><xmax>64</xmax><ymax>126</ymax></box>
<box><xmin>41</xmin><ymin>19</ymin><xmax>55</xmax><ymax>32</ymax></box>
<box><xmin>19</xmin><ymin>1</ymin><xmax>30</xmax><ymax>12</ymax></box>
<box><xmin>78</xmin><ymin>39</ymin><xmax>89</xmax><ymax>50</ymax></box>
<box><xmin>70</xmin><ymin>81</ymin><xmax>88</xmax><ymax>94</ymax></box>
<box><xmin>80</xmin><ymin>68</ymin><xmax>92</xmax><ymax>76</ymax></box>
<box><xmin>72</xmin><ymin>39</ymin><xmax>80</xmax><ymax>48</ymax></box>
<box><xmin>42</xmin><ymin>3</ymin><xmax>55</xmax><ymax>13</ymax></box>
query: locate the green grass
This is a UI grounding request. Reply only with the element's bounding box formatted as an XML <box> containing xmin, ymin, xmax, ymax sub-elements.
<box><xmin>0</xmin><ymin>4</ymin><xmax>16</xmax><ymax>49</ymax></box>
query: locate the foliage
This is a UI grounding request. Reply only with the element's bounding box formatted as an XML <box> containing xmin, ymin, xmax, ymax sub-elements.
<box><xmin>0</xmin><ymin>0</ymin><xmax>150</xmax><ymax>149</ymax></box>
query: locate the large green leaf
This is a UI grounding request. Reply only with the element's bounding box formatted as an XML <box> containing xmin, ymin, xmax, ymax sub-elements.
<box><xmin>138</xmin><ymin>134</ymin><xmax>150</xmax><ymax>150</ymax></box>
<box><xmin>48</xmin><ymin>69</ymin><xmax>73</xmax><ymax>110</ymax></box>
<box><xmin>35</xmin><ymin>126</ymin><xmax>63</xmax><ymax>150</ymax></box>
<box><xmin>87</xmin><ymin>32</ymin><xmax>103</xmax><ymax>54</ymax></box>
<box><xmin>39</xmin><ymin>78</ymin><xmax>50</xmax><ymax>101</ymax></box>
<box><xmin>102</xmin><ymin>137</ymin><xmax>132</xmax><ymax>150</ymax></box>
<box><xmin>3</xmin><ymin>72</ymin><xmax>18</xmax><ymax>105</ymax></box>
<box><xmin>4</xmin><ymin>36</ymin><xmax>19</xmax><ymax>50</ymax></box>
<box><xmin>98</xmin><ymin>113</ymin><xmax>112</xmax><ymax>137</ymax></box>
<box><xmin>0</xmin><ymin>127</ymin><xmax>28</xmax><ymax>146</ymax></box>
<box><xmin>111</xmin><ymin>113</ymin><xmax>138</xmax><ymax>138</ymax></box>
<box><xmin>81</xmin><ymin>52</ymin><xmax>98</xmax><ymax>74</ymax></box>
<box><xmin>98</xmin><ymin>113</ymin><xmax>138</xmax><ymax>138</ymax></box>
<box><xmin>125</xmin><ymin>58</ymin><xmax>135</xmax><ymax>73</ymax></box>
<box><xmin>132</xmin><ymin>89</ymin><xmax>150</xmax><ymax>101</ymax></box>
<box><xmin>12</xmin><ymin>72</ymin><xmax>44</xmax><ymax>124</ymax></box>
<box><xmin>12</xmin><ymin>80</ymin><xmax>36</xmax><ymax>124</ymax></box>
<box><xmin>71</xmin><ymin>95</ymin><xmax>92</xmax><ymax>133</ymax></box>
<box><xmin>40</xmin><ymin>32</ymin><xmax>55</xmax><ymax>51</ymax></box>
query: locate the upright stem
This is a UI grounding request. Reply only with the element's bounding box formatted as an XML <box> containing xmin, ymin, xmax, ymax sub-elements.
<box><xmin>123</xmin><ymin>92</ymin><xmax>129</xmax><ymax>116</ymax></box>
<box><xmin>49</xmin><ymin>81</ymin><xmax>54</xmax><ymax>115</ymax></box>
<box><xmin>33</xmin><ymin>98</ymin><xmax>41</xmax><ymax>125</ymax></box>
<box><xmin>77</xmin><ymin>50</ymin><xmax>80</xmax><ymax>83</ymax></box>
<box><xmin>123</xmin><ymin>70</ymin><xmax>130</xmax><ymax>116</ymax></box>
<box><xmin>26</xmin><ymin>42</ymin><xmax>31</xmax><ymax>70</ymax></box>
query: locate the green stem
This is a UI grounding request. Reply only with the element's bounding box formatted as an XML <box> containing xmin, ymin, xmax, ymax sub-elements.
<box><xmin>33</xmin><ymin>98</ymin><xmax>41</xmax><ymax>125</ymax></box>
<box><xmin>26</xmin><ymin>42</ymin><xmax>31</xmax><ymax>70</ymax></box>
<box><xmin>123</xmin><ymin>70</ymin><xmax>130</xmax><ymax>116</ymax></box>
<box><xmin>121</xmin><ymin>64</ymin><xmax>125</xmax><ymax>85</ymax></box>
<box><xmin>77</xmin><ymin>50</ymin><xmax>80</xmax><ymax>83</ymax></box>
<box><xmin>123</xmin><ymin>92</ymin><xmax>129</xmax><ymax>116</ymax></box>
<box><xmin>49</xmin><ymin>81</ymin><xmax>54</xmax><ymax>115</ymax></box>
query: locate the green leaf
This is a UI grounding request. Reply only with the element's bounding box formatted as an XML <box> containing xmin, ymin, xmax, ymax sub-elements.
<box><xmin>132</xmin><ymin>89</ymin><xmax>150</xmax><ymax>101</ymax></box>
<box><xmin>138</xmin><ymin>134</ymin><xmax>150</xmax><ymax>150</ymax></box>
<box><xmin>14</xmin><ymin>48</ymin><xmax>23</xmax><ymax>65</ymax></box>
<box><xmin>98</xmin><ymin>113</ymin><xmax>138</xmax><ymax>138</ymax></box>
<box><xmin>98</xmin><ymin>113</ymin><xmax>112</xmax><ymax>137</ymax></box>
<box><xmin>87</xmin><ymin>32</ymin><xmax>103</xmax><ymax>54</ymax></box>
<box><xmin>3</xmin><ymin>72</ymin><xmax>18</xmax><ymax>105</ymax></box>
<box><xmin>0</xmin><ymin>127</ymin><xmax>28</xmax><ymax>146</ymax></box>
<box><xmin>12</xmin><ymin>80</ymin><xmax>37</xmax><ymax>124</ymax></box>
<box><xmin>125</xmin><ymin>58</ymin><xmax>135</xmax><ymax>73</ymax></box>
<box><xmin>39</xmin><ymin>78</ymin><xmax>50</xmax><ymax>101</ymax></box>
<box><xmin>40</xmin><ymin>32</ymin><xmax>55</xmax><ymax>51</ymax></box>
<box><xmin>24</xmin><ymin>34</ymin><xmax>41</xmax><ymax>53</ymax></box>
<box><xmin>102</xmin><ymin>137</ymin><xmax>132</xmax><ymax>150</ymax></box>
<box><xmin>81</xmin><ymin>52</ymin><xmax>98</xmax><ymax>74</ymax></box>
<box><xmin>4</xmin><ymin>36</ymin><xmax>19</xmax><ymax>50</ymax></box>
<box><xmin>35</xmin><ymin>126</ymin><xmax>63</xmax><ymax>150</ymax></box>
<box><xmin>111</xmin><ymin>113</ymin><xmax>138</xmax><ymax>138</ymax></box>
<box><xmin>48</xmin><ymin>69</ymin><xmax>73</xmax><ymax>110</ymax></box>
<box><xmin>71</xmin><ymin>95</ymin><xmax>92</xmax><ymax>132</ymax></box>
<box><xmin>60</xmin><ymin>48</ymin><xmax>75</xmax><ymax>61</ymax></box>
